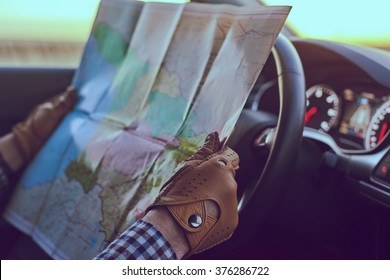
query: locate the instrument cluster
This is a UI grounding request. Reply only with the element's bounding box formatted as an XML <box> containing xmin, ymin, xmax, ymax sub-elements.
<box><xmin>305</xmin><ymin>84</ymin><xmax>390</xmax><ymax>151</ymax></box>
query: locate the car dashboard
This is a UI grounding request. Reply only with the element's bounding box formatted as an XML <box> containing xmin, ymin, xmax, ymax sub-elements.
<box><xmin>249</xmin><ymin>38</ymin><xmax>390</xmax><ymax>212</ymax></box>
<box><xmin>294</xmin><ymin>39</ymin><xmax>390</xmax><ymax>152</ymax></box>
<box><xmin>305</xmin><ymin>82</ymin><xmax>390</xmax><ymax>151</ymax></box>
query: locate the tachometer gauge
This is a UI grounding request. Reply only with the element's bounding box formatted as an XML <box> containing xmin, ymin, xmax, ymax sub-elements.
<box><xmin>365</xmin><ymin>99</ymin><xmax>390</xmax><ymax>149</ymax></box>
<box><xmin>305</xmin><ymin>85</ymin><xmax>340</xmax><ymax>132</ymax></box>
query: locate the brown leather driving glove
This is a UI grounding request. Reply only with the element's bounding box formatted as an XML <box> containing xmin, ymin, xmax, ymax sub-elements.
<box><xmin>12</xmin><ymin>86</ymin><xmax>77</xmax><ymax>162</ymax></box>
<box><xmin>147</xmin><ymin>132</ymin><xmax>239</xmax><ymax>258</ymax></box>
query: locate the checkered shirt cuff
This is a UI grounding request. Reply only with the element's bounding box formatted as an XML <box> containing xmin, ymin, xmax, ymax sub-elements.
<box><xmin>0</xmin><ymin>153</ymin><xmax>12</xmax><ymax>196</ymax></box>
<box><xmin>94</xmin><ymin>220</ymin><xmax>177</xmax><ymax>260</ymax></box>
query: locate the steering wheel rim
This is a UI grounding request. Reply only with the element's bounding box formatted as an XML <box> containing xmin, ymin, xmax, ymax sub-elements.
<box><xmin>231</xmin><ymin>34</ymin><xmax>306</xmax><ymax>238</ymax></box>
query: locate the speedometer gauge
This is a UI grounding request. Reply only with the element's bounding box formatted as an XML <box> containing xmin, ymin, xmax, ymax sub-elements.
<box><xmin>365</xmin><ymin>99</ymin><xmax>390</xmax><ymax>149</ymax></box>
<box><xmin>305</xmin><ymin>85</ymin><xmax>340</xmax><ymax>132</ymax></box>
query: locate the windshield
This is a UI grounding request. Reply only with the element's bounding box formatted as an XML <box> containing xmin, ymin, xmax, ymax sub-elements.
<box><xmin>1</xmin><ymin>0</ymin><xmax>389</xmax><ymax>48</ymax></box>
<box><xmin>263</xmin><ymin>0</ymin><xmax>390</xmax><ymax>50</ymax></box>
<box><xmin>0</xmin><ymin>0</ymin><xmax>388</xmax><ymax>67</ymax></box>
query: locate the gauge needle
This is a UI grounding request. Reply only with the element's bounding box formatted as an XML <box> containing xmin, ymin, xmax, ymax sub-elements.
<box><xmin>305</xmin><ymin>106</ymin><xmax>318</xmax><ymax>124</ymax></box>
<box><xmin>379</xmin><ymin>122</ymin><xmax>388</xmax><ymax>142</ymax></box>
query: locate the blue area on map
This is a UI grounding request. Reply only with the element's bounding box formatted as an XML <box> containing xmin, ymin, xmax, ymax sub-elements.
<box><xmin>143</xmin><ymin>91</ymin><xmax>188</xmax><ymax>136</ymax></box>
<box><xmin>73</xmin><ymin>37</ymin><xmax>116</xmax><ymax>92</ymax></box>
<box><xmin>73</xmin><ymin>37</ymin><xmax>118</xmax><ymax>117</ymax></box>
<box><xmin>20</xmin><ymin>36</ymin><xmax>120</xmax><ymax>189</ymax></box>
<box><xmin>20</xmin><ymin>113</ymin><xmax>99</xmax><ymax>188</ymax></box>
<box><xmin>88</xmin><ymin>236</ymin><xmax>98</xmax><ymax>247</ymax></box>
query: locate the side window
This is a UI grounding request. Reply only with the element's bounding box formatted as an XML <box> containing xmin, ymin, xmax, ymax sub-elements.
<box><xmin>0</xmin><ymin>0</ymin><xmax>187</xmax><ymax>67</ymax></box>
<box><xmin>0</xmin><ymin>0</ymin><xmax>101</xmax><ymax>67</ymax></box>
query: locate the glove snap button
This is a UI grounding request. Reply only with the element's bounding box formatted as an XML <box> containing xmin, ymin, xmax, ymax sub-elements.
<box><xmin>217</xmin><ymin>158</ymin><xmax>228</xmax><ymax>167</ymax></box>
<box><xmin>188</xmin><ymin>214</ymin><xmax>202</xmax><ymax>228</ymax></box>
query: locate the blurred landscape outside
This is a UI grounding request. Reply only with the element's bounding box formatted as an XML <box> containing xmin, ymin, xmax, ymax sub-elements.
<box><xmin>0</xmin><ymin>0</ymin><xmax>389</xmax><ymax>67</ymax></box>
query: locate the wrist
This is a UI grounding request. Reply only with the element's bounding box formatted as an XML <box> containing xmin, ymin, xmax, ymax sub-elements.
<box><xmin>0</xmin><ymin>134</ymin><xmax>25</xmax><ymax>172</ymax></box>
<box><xmin>142</xmin><ymin>207</ymin><xmax>189</xmax><ymax>259</ymax></box>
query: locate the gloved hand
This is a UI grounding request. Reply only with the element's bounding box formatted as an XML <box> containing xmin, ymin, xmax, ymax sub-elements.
<box><xmin>146</xmin><ymin>132</ymin><xmax>240</xmax><ymax>259</ymax></box>
<box><xmin>12</xmin><ymin>86</ymin><xmax>77</xmax><ymax>163</ymax></box>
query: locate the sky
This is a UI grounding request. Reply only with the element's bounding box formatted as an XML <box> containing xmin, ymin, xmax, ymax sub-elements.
<box><xmin>0</xmin><ymin>0</ymin><xmax>389</xmax><ymax>48</ymax></box>
<box><xmin>263</xmin><ymin>0</ymin><xmax>390</xmax><ymax>48</ymax></box>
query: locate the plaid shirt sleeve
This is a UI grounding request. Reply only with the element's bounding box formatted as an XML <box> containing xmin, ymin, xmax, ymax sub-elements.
<box><xmin>94</xmin><ymin>220</ymin><xmax>177</xmax><ymax>260</ymax></box>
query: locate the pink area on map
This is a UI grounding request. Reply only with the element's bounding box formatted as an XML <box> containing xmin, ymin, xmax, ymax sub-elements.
<box><xmin>101</xmin><ymin>130</ymin><xmax>165</xmax><ymax>178</ymax></box>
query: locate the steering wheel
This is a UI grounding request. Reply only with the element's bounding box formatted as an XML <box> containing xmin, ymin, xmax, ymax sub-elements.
<box><xmin>223</xmin><ymin>34</ymin><xmax>306</xmax><ymax>247</ymax></box>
